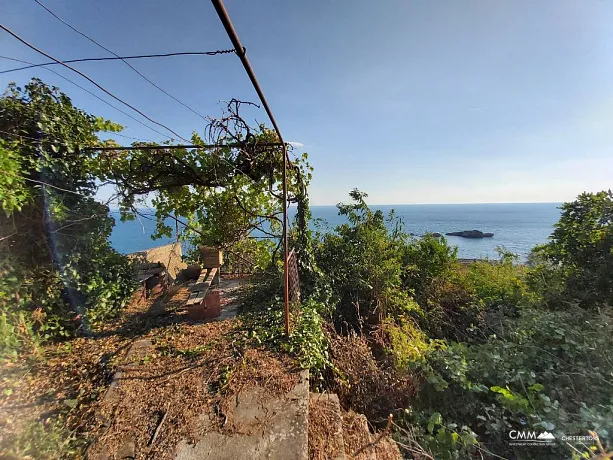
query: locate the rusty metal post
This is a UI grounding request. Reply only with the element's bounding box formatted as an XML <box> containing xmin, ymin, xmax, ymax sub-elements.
<box><xmin>282</xmin><ymin>144</ymin><xmax>290</xmax><ymax>335</ymax></box>
<box><xmin>211</xmin><ymin>0</ymin><xmax>291</xmax><ymax>335</ymax></box>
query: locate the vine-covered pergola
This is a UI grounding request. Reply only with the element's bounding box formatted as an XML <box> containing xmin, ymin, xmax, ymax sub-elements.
<box><xmin>92</xmin><ymin>98</ymin><xmax>312</xmax><ymax>334</ymax></box>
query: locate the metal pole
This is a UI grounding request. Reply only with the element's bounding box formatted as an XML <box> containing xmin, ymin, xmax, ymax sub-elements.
<box><xmin>85</xmin><ymin>142</ymin><xmax>285</xmax><ymax>151</ymax></box>
<box><xmin>210</xmin><ymin>0</ymin><xmax>291</xmax><ymax>335</ymax></box>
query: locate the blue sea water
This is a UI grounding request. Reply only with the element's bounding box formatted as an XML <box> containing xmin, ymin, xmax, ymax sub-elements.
<box><xmin>110</xmin><ymin>203</ymin><xmax>562</xmax><ymax>261</ymax></box>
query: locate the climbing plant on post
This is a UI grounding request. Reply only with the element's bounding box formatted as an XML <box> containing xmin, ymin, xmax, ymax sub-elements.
<box><xmin>92</xmin><ymin>100</ymin><xmax>314</xmax><ymax>275</ymax></box>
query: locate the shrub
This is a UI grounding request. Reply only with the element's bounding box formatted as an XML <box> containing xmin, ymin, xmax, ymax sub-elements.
<box><xmin>326</xmin><ymin>330</ymin><xmax>414</xmax><ymax>422</ymax></box>
<box><xmin>0</xmin><ymin>80</ymin><xmax>136</xmax><ymax>349</ymax></box>
<box><xmin>411</xmin><ymin>305</ymin><xmax>613</xmax><ymax>459</ymax></box>
<box><xmin>383</xmin><ymin>315</ymin><xmax>433</xmax><ymax>372</ymax></box>
<box><xmin>460</xmin><ymin>252</ymin><xmax>530</xmax><ymax>312</ymax></box>
<box><xmin>315</xmin><ymin>189</ymin><xmax>435</xmax><ymax>330</ymax></box>
<box><xmin>541</xmin><ymin>191</ymin><xmax>613</xmax><ymax>307</ymax></box>
<box><xmin>401</xmin><ymin>234</ymin><xmax>458</xmax><ymax>306</ymax></box>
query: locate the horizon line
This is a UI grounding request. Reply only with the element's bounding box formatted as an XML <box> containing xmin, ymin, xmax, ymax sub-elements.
<box><xmin>306</xmin><ymin>201</ymin><xmax>564</xmax><ymax>207</ymax></box>
<box><xmin>109</xmin><ymin>201</ymin><xmax>564</xmax><ymax>210</ymax></box>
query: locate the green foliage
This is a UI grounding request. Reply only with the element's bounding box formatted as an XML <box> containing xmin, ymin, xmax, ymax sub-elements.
<box><xmin>0</xmin><ymin>79</ymin><xmax>136</xmax><ymax>351</ymax></box>
<box><xmin>0</xmin><ymin>139</ymin><xmax>31</xmax><ymax>216</ymax></box>
<box><xmin>93</xmin><ymin>124</ymin><xmax>314</xmax><ymax>273</ymax></box>
<box><xmin>410</xmin><ymin>305</ymin><xmax>613</xmax><ymax>458</ymax></box>
<box><xmin>401</xmin><ymin>234</ymin><xmax>458</xmax><ymax>306</ymax></box>
<box><xmin>541</xmin><ymin>191</ymin><xmax>613</xmax><ymax>307</ymax></box>
<box><xmin>315</xmin><ymin>189</ymin><xmax>417</xmax><ymax>329</ymax></box>
<box><xmin>281</xmin><ymin>300</ymin><xmax>329</xmax><ymax>373</ymax></box>
<box><xmin>308</xmin><ymin>189</ymin><xmax>613</xmax><ymax>460</ymax></box>
<box><xmin>525</xmin><ymin>248</ymin><xmax>569</xmax><ymax>308</ymax></box>
<box><xmin>0</xmin><ymin>418</ymin><xmax>83</xmax><ymax>459</ymax></box>
<box><xmin>460</xmin><ymin>252</ymin><xmax>530</xmax><ymax>311</ymax></box>
<box><xmin>396</xmin><ymin>410</ymin><xmax>479</xmax><ymax>460</ymax></box>
<box><xmin>237</xmin><ymin>276</ymin><xmax>330</xmax><ymax>381</ymax></box>
<box><xmin>384</xmin><ymin>315</ymin><xmax>434</xmax><ymax>372</ymax></box>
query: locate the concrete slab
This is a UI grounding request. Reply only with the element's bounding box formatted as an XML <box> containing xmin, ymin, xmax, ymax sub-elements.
<box><xmin>175</xmin><ymin>370</ymin><xmax>309</xmax><ymax>460</ymax></box>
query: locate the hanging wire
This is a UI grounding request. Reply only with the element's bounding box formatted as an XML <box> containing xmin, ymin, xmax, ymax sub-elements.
<box><xmin>0</xmin><ymin>50</ymin><xmax>235</xmax><ymax>75</ymax></box>
<box><xmin>0</xmin><ymin>24</ymin><xmax>190</xmax><ymax>142</ymax></box>
<box><xmin>0</xmin><ymin>55</ymin><xmax>170</xmax><ymax>141</ymax></box>
<box><xmin>32</xmin><ymin>0</ymin><xmax>220</xmax><ymax>122</ymax></box>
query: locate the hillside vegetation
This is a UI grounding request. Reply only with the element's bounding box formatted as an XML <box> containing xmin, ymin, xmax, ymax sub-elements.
<box><xmin>297</xmin><ymin>189</ymin><xmax>613</xmax><ymax>459</ymax></box>
<box><xmin>1</xmin><ymin>80</ymin><xmax>612</xmax><ymax>459</ymax></box>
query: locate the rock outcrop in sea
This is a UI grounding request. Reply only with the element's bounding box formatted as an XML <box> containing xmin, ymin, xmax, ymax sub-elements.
<box><xmin>445</xmin><ymin>230</ymin><xmax>494</xmax><ymax>238</ymax></box>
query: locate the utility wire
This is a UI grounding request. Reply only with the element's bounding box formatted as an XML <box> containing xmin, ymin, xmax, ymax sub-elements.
<box><xmin>0</xmin><ymin>24</ymin><xmax>190</xmax><ymax>142</ymax></box>
<box><xmin>32</xmin><ymin>0</ymin><xmax>216</xmax><ymax>122</ymax></box>
<box><xmin>0</xmin><ymin>50</ymin><xmax>235</xmax><ymax>75</ymax></box>
<box><xmin>0</xmin><ymin>55</ymin><xmax>170</xmax><ymax>141</ymax></box>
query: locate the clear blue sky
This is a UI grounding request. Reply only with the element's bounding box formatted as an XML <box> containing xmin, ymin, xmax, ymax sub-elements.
<box><xmin>2</xmin><ymin>1</ymin><xmax>613</xmax><ymax>205</ymax></box>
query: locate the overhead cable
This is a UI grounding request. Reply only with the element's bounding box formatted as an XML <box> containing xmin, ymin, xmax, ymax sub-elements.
<box><xmin>0</xmin><ymin>55</ymin><xmax>171</xmax><ymax>141</ymax></box>
<box><xmin>0</xmin><ymin>24</ymin><xmax>190</xmax><ymax>142</ymax></box>
<box><xmin>0</xmin><ymin>50</ymin><xmax>235</xmax><ymax>75</ymax></box>
<box><xmin>32</xmin><ymin>0</ymin><xmax>217</xmax><ymax>122</ymax></box>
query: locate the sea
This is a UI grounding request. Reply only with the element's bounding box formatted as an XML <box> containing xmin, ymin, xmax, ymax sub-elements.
<box><xmin>110</xmin><ymin>203</ymin><xmax>563</xmax><ymax>261</ymax></box>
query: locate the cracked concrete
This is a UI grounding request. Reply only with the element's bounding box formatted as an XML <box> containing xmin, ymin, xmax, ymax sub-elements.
<box><xmin>175</xmin><ymin>370</ymin><xmax>309</xmax><ymax>460</ymax></box>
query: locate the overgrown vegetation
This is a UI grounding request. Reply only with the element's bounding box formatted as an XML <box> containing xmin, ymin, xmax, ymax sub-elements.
<box><xmin>235</xmin><ymin>187</ymin><xmax>613</xmax><ymax>459</ymax></box>
<box><xmin>3</xmin><ymin>78</ymin><xmax>613</xmax><ymax>459</ymax></box>
<box><xmin>304</xmin><ymin>189</ymin><xmax>613</xmax><ymax>459</ymax></box>
<box><xmin>0</xmin><ymin>80</ymin><xmax>136</xmax><ymax>355</ymax></box>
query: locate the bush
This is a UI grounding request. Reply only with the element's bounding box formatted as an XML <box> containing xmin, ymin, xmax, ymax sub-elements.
<box><xmin>0</xmin><ymin>80</ymin><xmax>136</xmax><ymax>350</ymax></box>
<box><xmin>315</xmin><ymin>190</ymin><xmax>408</xmax><ymax>330</ymax></box>
<box><xmin>326</xmin><ymin>330</ymin><xmax>415</xmax><ymax>422</ymax></box>
<box><xmin>401</xmin><ymin>234</ymin><xmax>458</xmax><ymax>306</ymax></box>
<box><xmin>460</xmin><ymin>252</ymin><xmax>530</xmax><ymax>312</ymax></box>
<box><xmin>384</xmin><ymin>315</ymin><xmax>433</xmax><ymax>372</ymax></box>
<box><xmin>410</xmin><ymin>305</ymin><xmax>613</xmax><ymax>459</ymax></box>
<box><xmin>541</xmin><ymin>191</ymin><xmax>613</xmax><ymax>307</ymax></box>
<box><xmin>525</xmin><ymin>249</ymin><xmax>569</xmax><ymax>308</ymax></box>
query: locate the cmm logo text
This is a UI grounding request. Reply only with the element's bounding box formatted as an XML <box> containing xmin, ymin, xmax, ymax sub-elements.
<box><xmin>509</xmin><ymin>431</ymin><xmax>555</xmax><ymax>441</ymax></box>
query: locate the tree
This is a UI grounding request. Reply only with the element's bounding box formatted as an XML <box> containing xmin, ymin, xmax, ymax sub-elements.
<box><xmin>0</xmin><ymin>79</ymin><xmax>134</xmax><ymax>344</ymax></box>
<box><xmin>542</xmin><ymin>190</ymin><xmax>613</xmax><ymax>307</ymax></box>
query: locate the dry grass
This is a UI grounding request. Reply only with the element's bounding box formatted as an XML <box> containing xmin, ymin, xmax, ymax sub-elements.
<box><xmin>86</xmin><ymin>283</ymin><xmax>298</xmax><ymax>459</ymax></box>
<box><xmin>327</xmin><ymin>330</ymin><xmax>415</xmax><ymax>424</ymax></box>
<box><xmin>342</xmin><ymin>410</ymin><xmax>402</xmax><ymax>460</ymax></box>
<box><xmin>308</xmin><ymin>394</ymin><xmax>344</xmax><ymax>460</ymax></box>
<box><xmin>87</xmin><ymin>317</ymin><xmax>236</xmax><ymax>459</ymax></box>
<box><xmin>0</xmin><ymin>288</ymin><xmax>146</xmax><ymax>456</ymax></box>
<box><xmin>1</xmin><ymin>276</ymin><xmax>300</xmax><ymax>459</ymax></box>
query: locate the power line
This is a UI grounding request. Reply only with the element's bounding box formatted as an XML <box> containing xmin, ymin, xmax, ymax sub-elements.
<box><xmin>32</xmin><ymin>0</ymin><xmax>215</xmax><ymax>122</ymax></box>
<box><xmin>0</xmin><ymin>50</ymin><xmax>235</xmax><ymax>75</ymax></box>
<box><xmin>1</xmin><ymin>129</ymin><xmax>286</xmax><ymax>152</ymax></box>
<box><xmin>0</xmin><ymin>56</ymin><xmax>170</xmax><ymax>141</ymax></box>
<box><xmin>0</xmin><ymin>24</ymin><xmax>190</xmax><ymax>142</ymax></box>
<box><xmin>103</xmin><ymin>132</ymin><xmax>155</xmax><ymax>142</ymax></box>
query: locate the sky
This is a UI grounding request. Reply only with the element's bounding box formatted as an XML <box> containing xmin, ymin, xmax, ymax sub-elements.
<box><xmin>2</xmin><ymin>0</ymin><xmax>613</xmax><ymax>205</ymax></box>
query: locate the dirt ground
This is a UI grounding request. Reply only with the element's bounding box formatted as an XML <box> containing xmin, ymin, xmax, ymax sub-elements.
<box><xmin>0</xmin><ymin>275</ymin><xmax>299</xmax><ymax>459</ymax></box>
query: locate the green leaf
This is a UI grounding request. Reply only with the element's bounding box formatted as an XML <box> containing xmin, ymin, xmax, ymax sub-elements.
<box><xmin>63</xmin><ymin>398</ymin><xmax>78</xmax><ymax>409</ymax></box>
